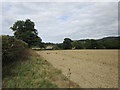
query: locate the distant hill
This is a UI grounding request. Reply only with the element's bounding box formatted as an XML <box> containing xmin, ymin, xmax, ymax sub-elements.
<box><xmin>75</xmin><ymin>36</ymin><xmax>120</xmax><ymax>49</ymax></box>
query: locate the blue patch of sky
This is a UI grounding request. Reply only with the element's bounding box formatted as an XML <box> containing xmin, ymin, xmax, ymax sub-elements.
<box><xmin>58</xmin><ymin>15</ymin><xmax>69</xmax><ymax>21</ymax></box>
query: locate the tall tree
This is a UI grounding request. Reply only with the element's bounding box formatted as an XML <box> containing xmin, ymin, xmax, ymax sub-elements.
<box><xmin>62</xmin><ymin>38</ymin><xmax>72</xmax><ymax>49</ymax></box>
<box><xmin>10</xmin><ymin>19</ymin><xmax>42</xmax><ymax>47</ymax></box>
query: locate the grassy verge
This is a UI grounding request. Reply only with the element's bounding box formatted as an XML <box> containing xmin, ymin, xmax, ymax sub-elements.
<box><xmin>2</xmin><ymin>50</ymin><xmax>79</xmax><ymax>88</ymax></box>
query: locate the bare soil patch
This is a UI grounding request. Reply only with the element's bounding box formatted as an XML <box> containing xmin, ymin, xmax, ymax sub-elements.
<box><xmin>37</xmin><ymin>50</ymin><xmax>118</xmax><ymax>88</ymax></box>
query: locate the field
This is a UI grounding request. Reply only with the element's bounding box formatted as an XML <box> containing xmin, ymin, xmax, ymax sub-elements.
<box><xmin>37</xmin><ymin>50</ymin><xmax>118</xmax><ymax>88</ymax></box>
<box><xmin>3</xmin><ymin>50</ymin><xmax>79</xmax><ymax>88</ymax></box>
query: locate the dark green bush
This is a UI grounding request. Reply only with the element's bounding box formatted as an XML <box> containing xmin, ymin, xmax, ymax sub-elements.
<box><xmin>2</xmin><ymin>35</ymin><xmax>28</xmax><ymax>65</ymax></box>
<box><xmin>52</xmin><ymin>44</ymin><xmax>63</xmax><ymax>50</ymax></box>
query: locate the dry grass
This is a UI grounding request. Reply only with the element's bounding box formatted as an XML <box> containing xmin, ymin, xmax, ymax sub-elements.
<box><xmin>3</xmin><ymin>50</ymin><xmax>79</xmax><ymax>88</ymax></box>
<box><xmin>37</xmin><ymin>49</ymin><xmax>118</xmax><ymax>88</ymax></box>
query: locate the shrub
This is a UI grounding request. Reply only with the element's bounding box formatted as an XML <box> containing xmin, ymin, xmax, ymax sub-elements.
<box><xmin>72</xmin><ymin>41</ymin><xmax>84</xmax><ymax>49</ymax></box>
<box><xmin>52</xmin><ymin>44</ymin><xmax>63</xmax><ymax>50</ymax></box>
<box><xmin>2</xmin><ymin>35</ymin><xmax>28</xmax><ymax>65</ymax></box>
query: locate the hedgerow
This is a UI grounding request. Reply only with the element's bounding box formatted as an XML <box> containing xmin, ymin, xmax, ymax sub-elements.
<box><xmin>2</xmin><ymin>35</ymin><xmax>28</xmax><ymax>65</ymax></box>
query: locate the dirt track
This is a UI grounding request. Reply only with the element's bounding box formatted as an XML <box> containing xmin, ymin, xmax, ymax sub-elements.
<box><xmin>37</xmin><ymin>50</ymin><xmax>118</xmax><ymax>88</ymax></box>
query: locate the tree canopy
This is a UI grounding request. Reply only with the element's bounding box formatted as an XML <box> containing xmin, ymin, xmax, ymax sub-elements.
<box><xmin>62</xmin><ymin>38</ymin><xmax>72</xmax><ymax>49</ymax></box>
<box><xmin>10</xmin><ymin>19</ymin><xmax>42</xmax><ymax>47</ymax></box>
<box><xmin>72</xmin><ymin>41</ymin><xmax>84</xmax><ymax>49</ymax></box>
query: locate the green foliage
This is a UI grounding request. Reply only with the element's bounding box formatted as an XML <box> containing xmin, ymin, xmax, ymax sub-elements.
<box><xmin>10</xmin><ymin>19</ymin><xmax>42</xmax><ymax>47</ymax></box>
<box><xmin>84</xmin><ymin>39</ymin><xmax>98</xmax><ymax>49</ymax></box>
<box><xmin>53</xmin><ymin>37</ymin><xmax>120</xmax><ymax>50</ymax></box>
<box><xmin>40</xmin><ymin>42</ymin><xmax>47</xmax><ymax>49</ymax></box>
<box><xmin>3</xmin><ymin>51</ymin><xmax>79</xmax><ymax>88</ymax></box>
<box><xmin>3</xmin><ymin>54</ymin><xmax>58</xmax><ymax>88</ymax></box>
<box><xmin>72</xmin><ymin>41</ymin><xmax>84</xmax><ymax>49</ymax></box>
<box><xmin>62</xmin><ymin>38</ymin><xmax>72</xmax><ymax>49</ymax></box>
<box><xmin>99</xmin><ymin>37</ymin><xmax>120</xmax><ymax>49</ymax></box>
<box><xmin>53</xmin><ymin>44</ymin><xmax>63</xmax><ymax>50</ymax></box>
<box><xmin>52</xmin><ymin>45</ymin><xmax>60</xmax><ymax>50</ymax></box>
<box><xmin>79</xmin><ymin>37</ymin><xmax>120</xmax><ymax>49</ymax></box>
<box><xmin>2</xmin><ymin>35</ymin><xmax>28</xmax><ymax>65</ymax></box>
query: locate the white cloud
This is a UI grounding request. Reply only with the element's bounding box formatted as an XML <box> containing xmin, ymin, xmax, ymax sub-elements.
<box><xmin>1</xmin><ymin>0</ymin><xmax>119</xmax><ymax>2</ymax></box>
<box><xmin>2</xmin><ymin>2</ymin><xmax>118</xmax><ymax>43</ymax></box>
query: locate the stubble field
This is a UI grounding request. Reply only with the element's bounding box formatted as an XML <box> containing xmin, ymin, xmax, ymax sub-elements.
<box><xmin>37</xmin><ymin>50</ymin><xmax>118</xmax><ymax>88</ymax></box>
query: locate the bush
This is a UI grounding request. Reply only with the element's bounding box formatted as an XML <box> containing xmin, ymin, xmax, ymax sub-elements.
<box><xmin>52</xmin><ymin>44</ymin><xmax>63</xmax><ymax>50</ymax></box>
<box><xmin>72</xmin><ymin>41</ymin><xmax>84</xmax><ymax>49</ymax></box>
<box><xmin>2</xmin><ymin>35</ymin><xmax>28</xmax><ymax>65</ymax></box>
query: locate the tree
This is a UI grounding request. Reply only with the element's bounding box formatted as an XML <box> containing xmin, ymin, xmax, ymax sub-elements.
<box><xmin>72</xmin><ymin>41</ymin><xmax>84</xmax><ymax>49</ymax></box>
<box><xmin>100</xmin><ymin>38</ymin><xmax>120</xmax><ymax>49</ymax></box>
<box><xmin>90</xmin><ymin>39</ymin><xmax>98</xmax><ymax>49</ymax></box>
<box><xmin>84</xmin><ymin>39</ymin><xmax>103</xmax><ymax>49</ymax></box>
<box><xmin>53</xmin><ymin>43</ymin><xmax>63</xmax><ymax>50</ymax></box>
<box><xmin>62</xmin><ymin>38</ymin><xmax>72</xmax><ymax>49</ymax></box>
<box><xmin>10</xmin><ymin>19</ymin><xmax>42</xmax><ymax>47</ymax></box>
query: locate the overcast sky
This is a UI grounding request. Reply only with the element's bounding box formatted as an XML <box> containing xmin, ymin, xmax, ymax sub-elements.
<box><xmin>2</xmin><ymin>2</ymin><xmax>118</xmax><ymax>43</ymax></box>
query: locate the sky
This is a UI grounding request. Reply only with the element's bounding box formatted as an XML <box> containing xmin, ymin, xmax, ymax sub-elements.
<box><xmin>1</xmin><ymin>2</ymin><xmax>119</xmax><ymax>43</ymax></box>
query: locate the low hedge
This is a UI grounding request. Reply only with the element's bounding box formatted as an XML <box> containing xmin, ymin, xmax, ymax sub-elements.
<box><xmin>2</xmin><ymin>35</ymin><xmax>28</xmax><ymax>65</ymax></box>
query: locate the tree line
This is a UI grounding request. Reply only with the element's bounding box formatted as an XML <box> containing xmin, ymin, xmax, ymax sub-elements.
<box><xmin>53</xmin><ymin>37</ymin><xmax>120</xmax><ymax>50</ymax></box>
<box><xmin>9</xmin><ymin>19</ymin><xmax>120</xmax><ymax>50</ymax></box>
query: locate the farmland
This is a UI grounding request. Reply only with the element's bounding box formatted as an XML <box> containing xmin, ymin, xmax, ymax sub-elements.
<box><xmin>37</xmin><ymin>50</ymin><xmax>118</xmax><ymax>88</ymax></box>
